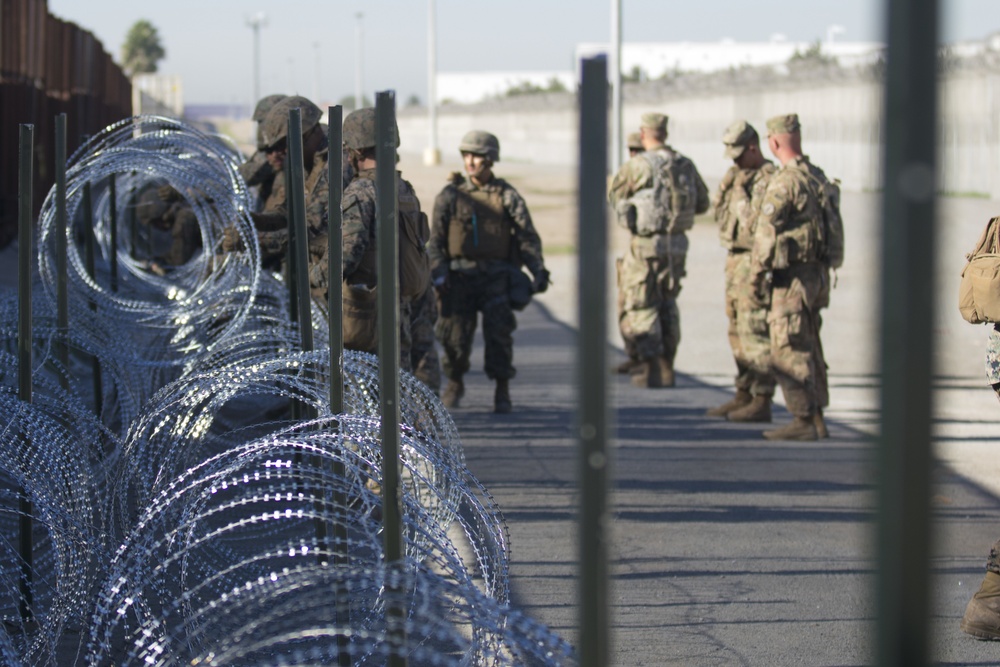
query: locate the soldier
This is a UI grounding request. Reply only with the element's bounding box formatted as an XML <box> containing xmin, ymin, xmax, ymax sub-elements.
<box><xmin>429</xmin><ymin>130</ymin><xmax>550</xmax><ymax>413</ymax></box>
<box><xmin>409</xmin><ymin>284</ymin><xmax>442</xmax><ymax>393</ymax></box>
<box><xmin>223</xmin><ymin>95</ymin><xmax>330</xmax><ymax>283</ymax></box>
<box><xmin>134</xmin><ymin>184</ymin><xmax>201</xmax><ymax>273</ymax></box>
<box><xmin>239</xmin><ymin>94</ymin><xmax>287</xmax><ymax>215</ymax></box>
<box><xmin>705</xmin><ymin>120</ymin><xmax>777</xmax><ymax>422</ymax></box>
<box><xmin>608</xmin><ymin>112</ymin><xmax>709</xmax><ymax>387</ymax></box>
<box><xmin>615</xmin><ymin>130</ymin><xmax>647</xmax><ymax>375</ymax></box>
<box><xmin>750</xmin><ymin>113</ymin><xmax>834</xmax><ymax>440</ymax></box>
<box><xmin>309</xmin><ymin>107</ymin><xmax>429</xmax><ymax>369</ymax></box>
<box><xmin>626</xmin><ymin>131</ymin><xmax>643</xmax><ymax>158</ymax></box>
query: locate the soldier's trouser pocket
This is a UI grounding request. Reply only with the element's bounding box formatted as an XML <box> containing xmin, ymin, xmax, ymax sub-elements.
<box><xmin>343</xmin><ymin>282</ymin><xmax>378</xmax><ymax>353</ymax></box>
<box><xmin>617</xmin><ymin>254</ymin><xmax>657</xmax><ymax>312</ymax></box>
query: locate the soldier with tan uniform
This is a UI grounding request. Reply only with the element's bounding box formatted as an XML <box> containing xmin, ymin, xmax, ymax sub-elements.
<box><xmin>615</xmin><ymin>130</ymin><xmax>647</xmax><ymax>375</ymax></box>
<box><xmin>706</xmin><ymin>120</ymin><xmax>777</xmax><ymax>422</ymax></box>
<box><xmin>750</xmin><ymin>113</ymin><xmax>835</xmax><ymax>441</ymax></box>
<box><xmin>430</xmin><ymin>130</ymin><xmax>550</xmax><ymax>413</ymax></box>
<box><xmin>608</xmin><ymin>112</ymin><xmax>710</xmax><ymax>387</ymax></box>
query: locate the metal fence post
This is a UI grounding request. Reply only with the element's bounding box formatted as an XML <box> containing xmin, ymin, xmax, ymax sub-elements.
<box><xmin>375</xmin><ymin>90</ymin><xmax>407</xmax><ymax>667</ymax></box>
<box><xmin>18</xmin><ymin>123</ymin><xmax>35</xmax><ymax>624</ymax></box>
<box><xmin>54</xmin><ymin>114</ymin><xmax>69</xmax><ymax>387</ymax></box>
<box><xmin>876</xmin><ymin>1</ymin><xmax>939</xmax><ymax>665</ymax></box>
<box><xmin>286</xmin><ymin>108</ymin><xmax>314</xmax><ymax>356</ymax></box>
<box><xmin>577</xmin><ymin>55</ymin><xmax>611</xmax><ymax>667</ymax></box>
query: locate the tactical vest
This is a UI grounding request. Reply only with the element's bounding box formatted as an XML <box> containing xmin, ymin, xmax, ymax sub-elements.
<box><xmin>772</xmin><ymin>170</ymin><xmax>826</xmax><ymax>270</ymax></box>
<box><xmin>347</xmin><ymin>171</ymin><xmax>430</xmax><ymax>299</ymax></box>
<box><xmin>448</xmin><ymin>186</ymin><xmax>512</xmax><ymax>261</ymax></box>
<box><xmin>630</xmin><ymin>148</ymin><xmax>700</xmax><ymax>236</ymax></box>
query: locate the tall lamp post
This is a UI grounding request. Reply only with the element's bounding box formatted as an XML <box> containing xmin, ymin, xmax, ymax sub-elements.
<box><xmin>246</xmin><ymin>13</ymin><xmax>267</xmax><ymax>110</ymax></box>
<box><xmin>424</xmin><ymin>0</ymin><xmax>441</xmax><ymax>165</ymax></box>
<box><xmin>355</xmin><ymin>13</ymin><xmax>364</xmax><ymax>110</ymax></box>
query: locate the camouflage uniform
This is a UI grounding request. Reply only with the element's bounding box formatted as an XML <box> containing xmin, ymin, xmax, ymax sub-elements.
<box><xmin>252</xmin><ymin>141</ymin><xmax>330</xmax><ymax>275</ymax></box>
<box><xmin>608</xmin><ymin>138</ymin><xmax>709</xmax><ymax>367</ymax></box>
<box><xmin>135</xmin><ymin>185</ymin><xmax>202</xmax><ymax>268</ymax></box>
<box><xmin>409</xmin><ymin>283</ymin><xmax>442</xmax><ymax>391</ymax></box>
<box><xmin>240</xmin><ymin>94</ymin><xmax>287</xmax><ymax>214</ymax></box>
<box><xmin>430</xmin><ymin>174</ymin><xmax>546</xmax><ymax>382</ymax></box>
<box><xmin>751</xmin><ymin>152</ymin><xmax>830</xmax><ymax>420</ymax></box>
<box><xmin>306</xmin><ymin>167</ymin><xmax>421</xmax><ymax>370</ymax></box>
<box><xmin>714</xmin><ymin>161</ymin><xmax>777</xmax><ymax>398</ymax></box>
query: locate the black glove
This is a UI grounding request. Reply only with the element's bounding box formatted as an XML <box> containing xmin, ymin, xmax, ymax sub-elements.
<box><xmin>531</xmin><ymin>268</ymin><xmax>551</xmax><ymax>294</ymax></box>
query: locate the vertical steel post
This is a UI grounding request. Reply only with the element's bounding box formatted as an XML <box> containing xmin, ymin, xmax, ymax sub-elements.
<box><xmin>328</xmin><ymin>106</ymin><xmax>345</xmax><ymax>414</ymax></box>
<box><xmin>326</xmin><ymin>105</ymin><xmax>351</xmax><ymax>667</ymax></box>
<box><xmin>876</xmin><ymin>1</ymin><xmax>939</xmax><ymax>666</ymax></box>
<box><xmin>17</xmin><ymin>124</ymin><xmax>35</xmax><ymax>623</ymax></box>
<box><xmin>108</xmin><ymin>175</ymin><xmax>118</xmax><ymax>293</ymax></box>
<box><xmin>287</xmin><ymin>108</ymin><xmax>314</xmax><ymax>356</ymax></box>
<box><xmin>577</xmin><ymin>56</ymin><xmax>611</xmax><ymax>667</ymax></box>
<box><xmin>375</xmin><ymin>90</ymin><xmax>406</xmax><ymax>667</ymax></box>
<box><xmin>82</xmin><ymin>183</ymin><xmax>103</xmax><ymax>418</ymax></box>
<box><xmin>54</xmin><ymin>114</ymin><xmax>69</xmax><ymax>387</ymax></box>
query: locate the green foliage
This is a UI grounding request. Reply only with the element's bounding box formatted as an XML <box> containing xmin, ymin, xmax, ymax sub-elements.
<box><xmin>504</xmin><ymin>77</ymin><xmax>567</xmax><ymax>97</ymax></box>
<box><xmin>122</xmin><ymin>19</ymin><xmax>165</xmax><ymax>76</ymax></box>
<box><xmin>405</xmin><ymin>94</ymin><xmax>421</xmax><ymax>108</ymax></box>
<box><xmin>338</xmin><ymin>95</ymin><xmax>373</xmax><ymax>111</ymax></box>
<box><xmin>788</xmin><ymin>40</ymin><xmax>835</xmax><ymax>66</ymax></box>
<box><xmin>622</xmin><ymin>65</ymin><xmax>646</xmax><ymax>83</ymax></box>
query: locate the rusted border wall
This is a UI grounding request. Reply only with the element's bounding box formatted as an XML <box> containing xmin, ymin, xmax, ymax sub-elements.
<box><xmin>1</xmin><ymin>0</ymin><xmax>132</xmax><ymax>247</ymax></box>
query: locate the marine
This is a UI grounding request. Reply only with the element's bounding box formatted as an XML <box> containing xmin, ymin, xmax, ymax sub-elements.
<box><xmin>429</xmin><ymin>130</ymin><xmax>550</xmax><ymax>413</ymax></box>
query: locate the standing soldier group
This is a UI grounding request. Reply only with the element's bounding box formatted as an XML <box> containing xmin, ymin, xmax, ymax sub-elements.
<box><xmin>231</xmin><ymin>96</ymin><xmax>550</xmax><ymax>413</ymax></box>
<box><xmin>706</xmin><ymin>113</ymin><xmax>839</xmax><ymax>441</ymax></box>
<box><xmin>610</xmin><ymin>111</ymin><xmax>839</xmax><ymax>441</ymax></box>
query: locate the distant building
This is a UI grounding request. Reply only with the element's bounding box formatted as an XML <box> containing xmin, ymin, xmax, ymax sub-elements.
<box><xmin>437</xmin><ymin>71</ymin><xmax>576</xmax><ymax>105</ymax></box>
<box><xmin>575</xmin><ymin>38</ymin><xmax>884</xmax><ymax>79</ymax></box>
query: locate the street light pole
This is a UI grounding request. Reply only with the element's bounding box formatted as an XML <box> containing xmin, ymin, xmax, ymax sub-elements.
<box><xmin>355</xmin><ymin>13</ymin><xmax>364</xmax><ymax>110</ymax></box>
<box><xmin>424</xmin><ymin>0</ymin><xmax>441</xmax><ymax>165</ymax></box>
<box><xmin>246</xmin><ymin>13</ymin><xmax>267</xmax><ymax>110</ymax></box>
<box><xmin>610</xmin><ymin>0</ymin><xmax>622</xmax><ymax>171</ymax></box>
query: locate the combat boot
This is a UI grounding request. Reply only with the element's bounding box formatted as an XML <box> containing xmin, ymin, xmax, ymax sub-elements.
<box><xmin>442</xmin><ymin>379</ymin><xmax>464</xmax><ymax>409</ymax></box>
<box><xmin>727</xmin><ymin>395</ymin><xmax>772</xmax><ymax>423</ymax></box>
<box><xmin>705</xmin><ymin>389</ymin><xmax>752</xmax><ymax>417</ymax></box>
<box><xmin>630</xmin><ymin>359</ymin><xmax>663</xmax><ymax>388</ymax></box>
<box><xmin>657</xmin><ymin>357</ymin><xmax>676</xmax><ymax>387</ymax></box>
<box><xmin>494</xmin><ymin>379</ymin><xmax>512</xmax><ymax>414</ymax></box>
<box><xmin>814</xmin><ymin>410</ymin><xmax>829</xmax><ymax>438</ymax></box>
<box><xmin>762</xmin><ymin>416</ymin><xmax>818</xmax><ymax>441</ymax></box>
<box><xmin>962</xmin><ymin>571</ymin><xmax>1000</xmax><ymax>640</ymax></box>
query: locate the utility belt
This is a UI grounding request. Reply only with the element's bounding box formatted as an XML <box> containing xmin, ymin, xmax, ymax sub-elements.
<box><xmin>449</xmin><ymin>257</ymin><xmax>510</xmax><ymax>273</ymax></box>
<box><xmin>728</xmin><ymin>247</ymin><xmax>750</xmax><ymax>255</ymax></box>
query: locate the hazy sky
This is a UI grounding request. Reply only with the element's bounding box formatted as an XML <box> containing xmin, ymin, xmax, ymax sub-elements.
<box><xmin>47</xmin><ymin>1</ymin><xmax>999</xmax><ymax>107</ymax></box>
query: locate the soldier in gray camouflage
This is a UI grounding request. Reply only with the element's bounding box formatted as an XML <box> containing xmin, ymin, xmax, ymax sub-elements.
<box><xmin>239</xmin><ymin>94</ymin><xmax>287</xmax><ymax>217</ymax></box>
<box><xmin>750</xmin><ymin>113</ymin><xmax>835</xmax><ymax>441</ymax></box>
<box><xmin>308</xmin><ymin>107</ymin><xmax>425</xmax><ymax>369</ymax></box>
<box><xmin>608</xmin><ymin>112</ymin><xmax>710</xmax><ymax>388</ymax></box>
<box><xmin>409</xmin><ymin>284</ymin><xmax>442</xmax><ymax>392</ymax></box>
<box><xmin>429</xmin><ymin>130</ymin><xmax>549</xmax><ymax>413</ymax></box>
<box><xmin>223</xmin><ymin>95</ymin><xmax>330</xmax><ymax>281</ymax></box>
<box><xmin>961</xmin><ymin>324</ymin><xmax>1000</xmax><ymax>640</ymax></box>
<box><xmin>705</xmin><ymin>120</ymin><xmax>777</xmax><ymax>422</ymax></box>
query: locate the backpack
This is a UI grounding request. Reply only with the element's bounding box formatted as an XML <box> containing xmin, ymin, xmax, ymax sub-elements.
<box><xmin>397</xmin><ymin>180</ymin><xmax>431</xmax><ymax>299</ymax></box>
<box><xmin>630</xmin><ymin>149</ymin><xmax>700</xmax><ymax>236</ymax></box>
<box><xmin>817</xmin><ymin>177</ymin><xmax>845</xmax><ymax>269</ymax></box>
<box><xmin>959</xmin><ymin>216</ymin><xmax>1000</xmax><ymax>324</ymax></box>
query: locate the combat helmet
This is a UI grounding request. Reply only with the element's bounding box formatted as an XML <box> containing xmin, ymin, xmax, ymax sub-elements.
<box><xmin>343</xmin><ymin>108</ymin><xmax>400</xmax><ymax>150</ymax></box>
<box><xmin>252</xmin><ymin>94</ymin><xmax>287</xmax><ymax>122</ymax></box>
<box><xmin>261</xmin><ymin>95</ymin><xmax>322</xmax><ymax>149</ymax></box>
<box><xmin>458</xmin><ymin>130</ymin><xmax>500</xmax><ymax>162</ymax></box>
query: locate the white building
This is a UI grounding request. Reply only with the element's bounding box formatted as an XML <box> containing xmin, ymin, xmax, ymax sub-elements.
<box><xmin>437</xmin><ymin>71</ymin><xmax>576</xmax><ymax>105</ymax></box>
<box><xmin>434</xmin><ymin>38</ymin><xmax>884</xmax><ymax>105</ymax></box>
<box><xmin>575</xmin><ymin>38</ymin><xmax>884</xmax><ymax>79</ymax></box>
